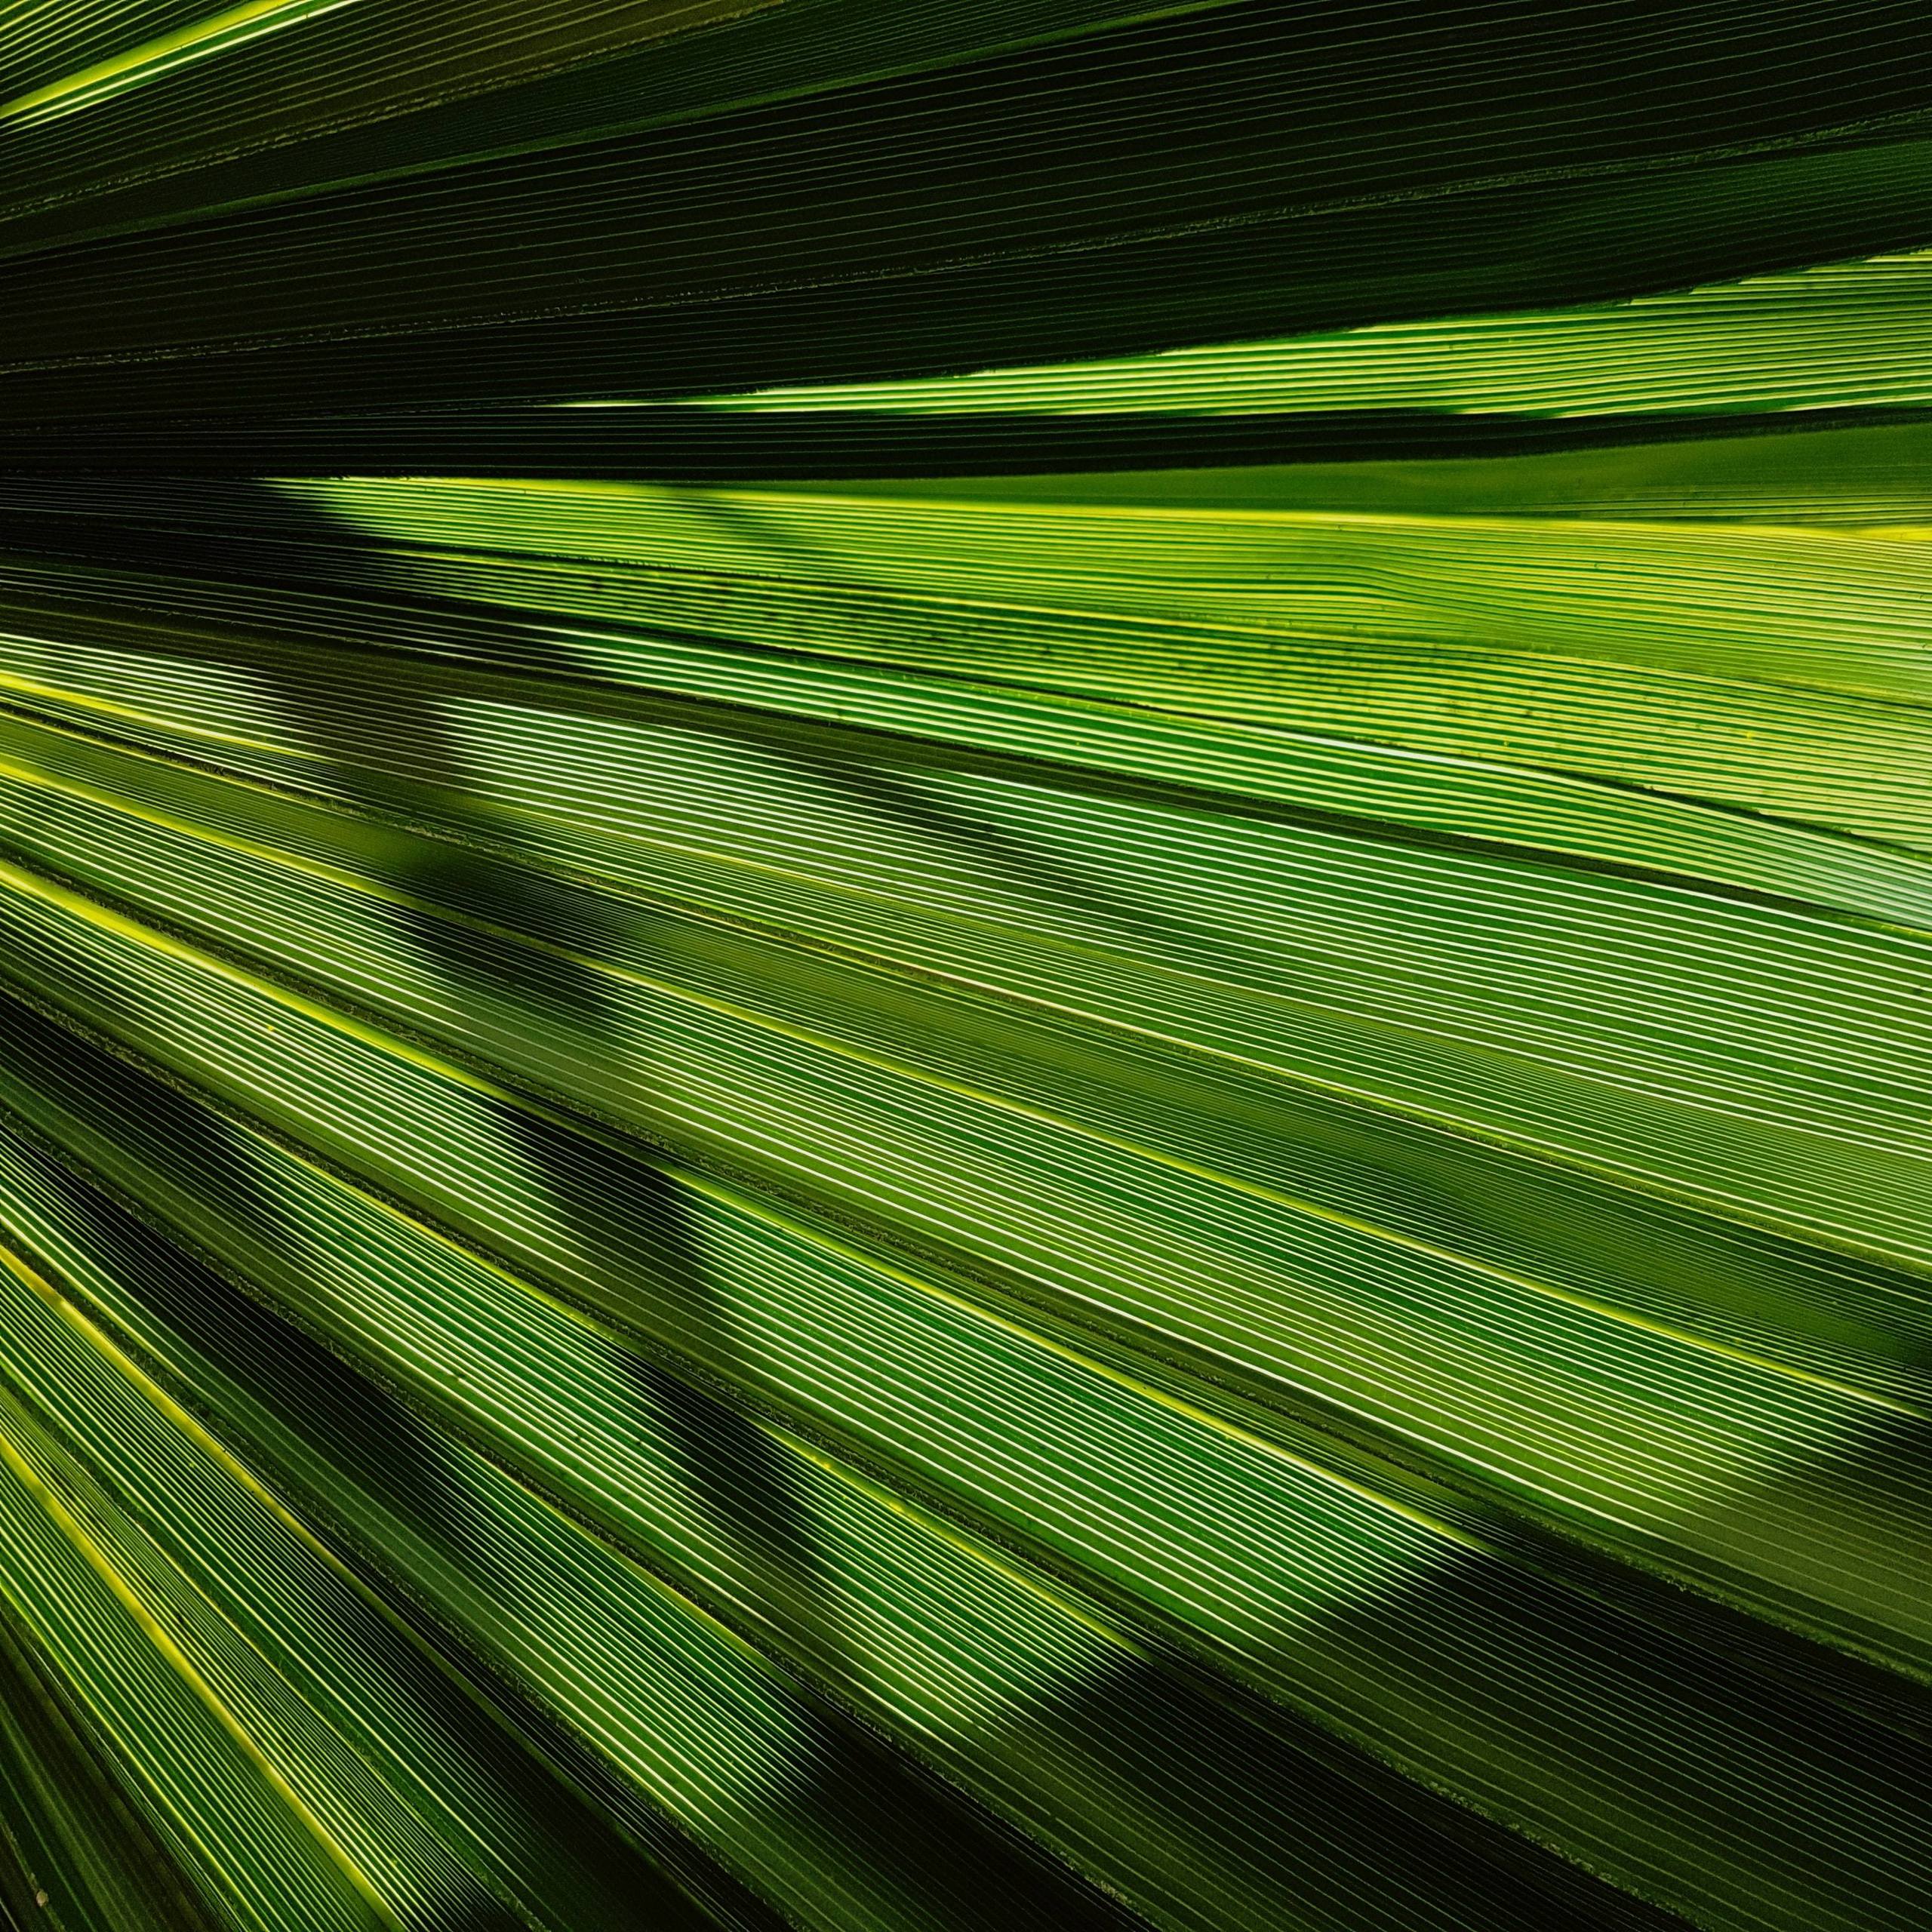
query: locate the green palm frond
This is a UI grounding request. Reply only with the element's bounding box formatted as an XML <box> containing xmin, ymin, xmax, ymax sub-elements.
<box><xmin>0</xmin><ymin>5</ymin><xmax>1929</xmax><ymax>1929</ymax></box>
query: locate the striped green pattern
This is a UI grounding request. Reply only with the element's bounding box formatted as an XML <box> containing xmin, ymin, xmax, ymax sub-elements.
<box><xmin>0</xmin><ymin>4</ymin><xmax>1929</xmax><ymax>1929</ymax></box>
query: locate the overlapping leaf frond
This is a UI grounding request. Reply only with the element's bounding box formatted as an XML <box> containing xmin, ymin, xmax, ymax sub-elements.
<box><xmin>0</xmin><ymin>5</ymin><xmax>1928</xmax><ymax>1930</ymax></box>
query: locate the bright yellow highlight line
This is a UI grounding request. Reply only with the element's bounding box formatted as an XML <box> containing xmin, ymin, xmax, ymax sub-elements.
<box><xmin>0</xmin><ymin>0</ymin><xmax>356</xmax><ymax>125</ymax></box>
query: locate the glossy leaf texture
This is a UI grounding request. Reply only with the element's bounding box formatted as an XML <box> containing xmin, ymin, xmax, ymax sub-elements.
<box><xmin>1</xmin><ymin>4</ymin><xmax>1930</xmax><ymax>1929</ymax></box>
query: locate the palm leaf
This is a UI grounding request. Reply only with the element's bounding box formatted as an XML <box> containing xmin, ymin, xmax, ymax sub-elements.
<box><xmin>0</xmin><ymin>4</ymin><xmax>1928</xmax><ymax>1928</ymax></box>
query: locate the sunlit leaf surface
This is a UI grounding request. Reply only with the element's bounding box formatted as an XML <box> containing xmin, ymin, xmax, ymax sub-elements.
<box><xmin>1</xmin><ymin>5</ymin><xmax>1929</xmax><ymax>1928</ymax></box>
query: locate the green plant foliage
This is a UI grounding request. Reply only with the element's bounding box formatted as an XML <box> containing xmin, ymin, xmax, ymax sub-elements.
<box><xmin>0</xmin><ymin>4</ymin><xmax>1929</xmax><ymax>1928</ymax></box>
